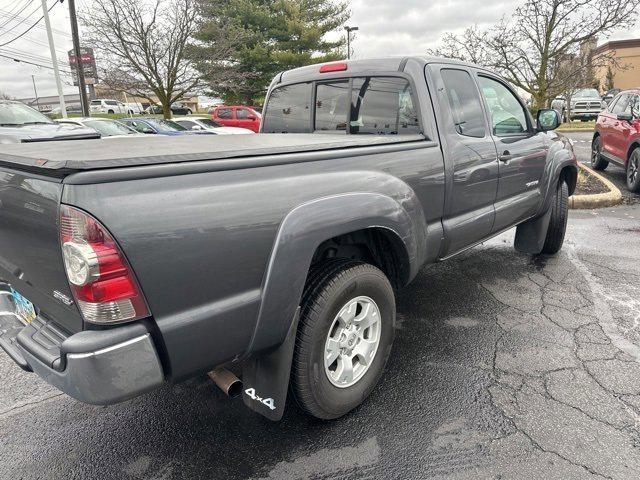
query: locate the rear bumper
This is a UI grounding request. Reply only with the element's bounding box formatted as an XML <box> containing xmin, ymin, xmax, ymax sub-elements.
<box><xmin>0</xmin><ymin>290</ymin><xmax>164</xmax><ymax>405</ymax></box>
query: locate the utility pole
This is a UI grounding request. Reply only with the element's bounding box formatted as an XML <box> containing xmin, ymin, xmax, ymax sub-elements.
<box><xmin>344</xmin><ymin>25</ymin><xmax>358</xmax><ymax>60</ymax></box>
<box><xmin>68</xmin><ymin>0</ymin><xmax>89</xmax><ymax>116</ymax></box>
<box><xmin>31</xmin><ymin>75</ymin><xmax>40</xmax><ymax>111</ymax></box>
<box><xmin>41</xmin><ymin>0</ymin><xmax>67</xmax><ymax>117</ymax></box>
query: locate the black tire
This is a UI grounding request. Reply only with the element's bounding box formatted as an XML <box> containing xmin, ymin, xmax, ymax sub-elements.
<box><xmin>541</xmin><ymin>180</ymin><xmax>569</xmax><ymax>255</ymax></box>
<box><xmin>627</xmin><ymin>147</ymin><xmax>640</xmax><ymax>193</ymax></box>
<box><xmin>107</xmin><ymin>109</ymin><xmax>114</xmax><ymax>114</ymax></box>
<box><xmin>291</xmin><ymin>259</ymin><xmax>395</xmax><ymax>419</ymax></box>
<box><xmin>591</xmin><ymin>136</ymin><xmax>608</xmax><ymax>170</ymax></box>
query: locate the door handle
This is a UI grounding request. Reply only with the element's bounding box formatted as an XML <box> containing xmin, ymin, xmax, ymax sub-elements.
<box><xmin>498</xmin><ymin>151</ymin><xmax>513</xmax><ymax>162</ymax></box>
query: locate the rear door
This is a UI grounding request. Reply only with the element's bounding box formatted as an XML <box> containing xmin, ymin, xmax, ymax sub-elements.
<box><xmin>609</xmin><ymin>93</ymin><xmax>634</xmax><ymax>161</ymax></box>
<box><xmin>428</xmin><ymin>65</ymin><xmax>499</xmax><ymax>255</ymax></box>
<box><xmin>0</xmin><ymin>170</ymin><xmax>82</xmax><ymax>333</ymax></box>
<box><xmin>215</xmin><ymin>107</ymin><xmax>234</xmax><ymax>127</ymax></box>
<box><xmin>477</xmin><ymin>74</ymin><xmax>548</xmax><ymax>232</ymax></box>
<box><xmin>235</xmin><ymin>108</ymin><xmax>257</xmax><ymax>131</ymax></box>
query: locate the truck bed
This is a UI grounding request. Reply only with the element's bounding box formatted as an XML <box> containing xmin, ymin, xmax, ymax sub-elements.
<box><xmin>0</xmin><ymin>133</ymin><xmax>425</xmax><ymax>175</ymax></box>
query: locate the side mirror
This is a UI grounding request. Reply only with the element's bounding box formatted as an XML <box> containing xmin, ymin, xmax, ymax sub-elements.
<box><xmin>617</xmin><ymin>113</ymin><xmax>633</xmax><ymax>122</ymax></box>
<box><xmin>537</xmin><ymin>108</ymin><xmax>560</xmax><ymax>131</ymax></box>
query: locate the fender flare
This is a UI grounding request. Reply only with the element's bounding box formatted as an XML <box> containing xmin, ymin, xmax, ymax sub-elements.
<box><xmin>244</xmin><ymin>192</ymin><xmax>423</xmax><ymax>357</ymax></box>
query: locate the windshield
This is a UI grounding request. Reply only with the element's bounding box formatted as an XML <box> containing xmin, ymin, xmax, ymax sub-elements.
<box><xmin>84</xmin><ymin>120</ymin><xmax>137</xmax><ymax>136</ymax></box>
<box><xmin>0</xmin><ymin>102</ymin><xmax>53</xmax><ymax>126</ymax></box>
<box><xmin>573</xmin><ymin>89</ymin><xmax>600</xmax><ymax>99</ymax></box>
<box><xmin>149</xmin><ymin>119</ymin><xmax>187</xmax><ymax>132</ymax></box>
<box><xmin>197</xmin><ymin>118</ymin><xmax>223</xmax><ymax>128</ymax></box>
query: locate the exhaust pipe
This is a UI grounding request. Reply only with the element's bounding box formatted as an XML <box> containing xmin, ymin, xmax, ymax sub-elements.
<box><xmin>208</xmin><ymin>368</ymin><xmax>242</xmax><ymax>398</ymax></box>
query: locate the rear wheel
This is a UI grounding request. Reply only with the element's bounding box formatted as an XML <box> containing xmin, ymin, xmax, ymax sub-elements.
<box><xmin>627</xmin><ymin>148</ymin><xmax>640</xmax><ymax>193</ymax></box>
<box><xmin>107</xmin><ymin>109</ymin><xmax>115</xmax><ymax>114</ymax></box>
<box><xmin>540</xmin><ymin>179</ymin><xmax>569</xmax><ymax>255</ymax></box>
<box><xmin>291</xmin><ymin>260</ymin><xmax>395</xmax><ymax>419</ymax></box>
<box><xmin>591</xmin><ymin>136</ymin><xmax>608</xmax><ymax>170</ymax></box>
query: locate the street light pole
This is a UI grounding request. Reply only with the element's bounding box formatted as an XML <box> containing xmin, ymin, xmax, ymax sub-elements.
<box><xmin>343</xmin><ymin>26</ymin><xmax>359</xmax><ymax>60</ymax></box>
<box><xmin>31</xmin><ymin>75</ymin><xmax>40</xmax><ymax>111</ymax></box>
<box><xmin>41</xmin><ymin>0</ymin><xmax>67</xmax><ymax>117</ymax></box>
<box><xmin>68</xmin><ymin>0</ymin><xmax>89</xmax><ymax>117</ymax></box>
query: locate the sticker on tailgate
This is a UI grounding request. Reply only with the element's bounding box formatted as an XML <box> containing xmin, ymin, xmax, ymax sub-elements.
<box><xmin>11</xmin><ymin>288</ymin><xmax>36</xmax><ymax>324</ymax></box>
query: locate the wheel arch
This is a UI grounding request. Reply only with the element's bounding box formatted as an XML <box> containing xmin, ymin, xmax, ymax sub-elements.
<box><xmin>626</xmin><ymin>141</ymin><xmax>640</xmax><ymax>165</ymax></box>
<box><xmin>244</xmin><ymin>192</ymin><xmax>424</xmax><ymax>357</ymax></box>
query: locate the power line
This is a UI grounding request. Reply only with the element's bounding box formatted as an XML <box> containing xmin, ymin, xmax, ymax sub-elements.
<box><xmin>0</xmin><ymin>46</ymin><xmax>70</xmax><ymax>67</ymax></box>
<box><xmin>0</xmin><ymin>0</ymin><xmax>58</xmax><ymax>48</ymax></box>
<box><xmin>0</xmin><ymin>1</ymin><xmax>42</xmax><ymax>39</ymax></box>
<box><xmin>0</xmin><ymin>6</ymin><xmax>71</xmax><ymax>36</ymax></box>
<box><xmin>0</xmin><ymin>1</ymin><xmax>34</xmax><ymax>31</ymax></box>
<box><xmin>0</xmin><ymin>51</ymin><xmax>73</xmax><ymax>75</ymax></box>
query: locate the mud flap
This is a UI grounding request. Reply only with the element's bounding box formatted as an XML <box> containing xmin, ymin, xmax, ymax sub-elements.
<box><xmin>241</xmin><ymin>307</ymin><xmax>300</xmax><ymax>421</ymax></box>
<box><xmin>514</xmin><ymin>208</ymin><xmax>552</xmax><ymax>254</ymax></box>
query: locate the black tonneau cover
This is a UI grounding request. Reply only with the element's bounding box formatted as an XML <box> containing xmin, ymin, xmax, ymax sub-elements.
<box><xmin>0</xmin><ymin>133</ymin><xmax>424</xmax><ymax>175</ymax></box>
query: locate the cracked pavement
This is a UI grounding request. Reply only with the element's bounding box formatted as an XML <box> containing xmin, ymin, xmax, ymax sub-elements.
<box><xmin>1</xmin><ymin>136</ymin><xmax>640</xmax><ymax>479</ymax></box>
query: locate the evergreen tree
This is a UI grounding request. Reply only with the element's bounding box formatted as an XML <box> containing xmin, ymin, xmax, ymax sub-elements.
<box><xmin>192</xmin><ymin>0</ymin><xmax>349</xmax><ymax>104</ymax></box>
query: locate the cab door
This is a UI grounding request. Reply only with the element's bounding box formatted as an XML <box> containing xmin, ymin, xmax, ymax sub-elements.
<box><xmin>476</xmin><ymin>74</ymin><xmax>548</xmax><ymax>232</ymax></box>
<box><xmin>429</xmin><ymin>65</ymin><xmax>499</xmax><ymax>256</ymax></box>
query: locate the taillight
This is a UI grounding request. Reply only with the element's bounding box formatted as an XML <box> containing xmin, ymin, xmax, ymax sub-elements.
<box><xmin>60</xmin><ymin>205</ymin><xmax>150</xmax><ymax>324</ymax></box>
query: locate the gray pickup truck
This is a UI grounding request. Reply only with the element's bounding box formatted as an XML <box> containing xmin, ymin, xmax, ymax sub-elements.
<box><xmin>0</xmin><ymin>57</ymin><xmax>576</xmax><ymax>421</ymax></box>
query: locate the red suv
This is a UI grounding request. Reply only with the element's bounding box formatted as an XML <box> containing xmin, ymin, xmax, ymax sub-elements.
<box><xmin>592</xmin><ymin>88</ymin><xmax>640</xmax><ymax>192</ymax></box>
<box><xmin>211</xmin><ymin>106</ymin><xmax>261</xmax><ymax>133</ymax></box>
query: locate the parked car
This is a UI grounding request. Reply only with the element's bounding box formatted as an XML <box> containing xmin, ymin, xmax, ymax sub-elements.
<box><xmin>172</xmin><ymin>116</ymin><xmax>253</xmax><ymax>134</ymax></box>
<box><xmin>145</xmin><ymin>103</ymin><xmax>193</xmax><ymax>115</ymax></box>
<box><xmin>592</xmin><ymin>88</ymin><xmax>640</xmax><ymax>192</ymax></box>
<box><xmin>0</xmin><ymin>100</ymin><xmax>100</xmax><ymax>143</ymax></box>
<box><xmin>601</xmin><ymin>88</ymin><xmax>622</xmax><ymax>107</ymax></box>
<box><xmin>55</xmin><ymin>117</ymin><xmax>143</xmax><ymax>138</ymax></box>
<box><xmin>118</xmin><ymin>118</ymin><xmax>212</xmax><ymax>136</ymax></box>
<box><xmin>0</xmin><ymin>57</ymin><xmax>576</xmax><ymax>423</ymax></box>
<box><xmin>551</xmin><ymin>88</ymin><xmax>604</xmax><ymax>122</ymax></box>
<box><xmin>89</xmin><ymin>99</ymin><xmax>132</xmax><ymax>115</ymax></box>
<box><xmin>212</xmin><ymin>105</ymin><xmax>261</xmax><ymax>132</ymax></box>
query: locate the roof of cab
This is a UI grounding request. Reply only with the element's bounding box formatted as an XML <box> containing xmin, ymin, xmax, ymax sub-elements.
<box><xmin>276</xmin><ymin>56</ymin><xmax>484</xmax><ymax>85</ymax></box>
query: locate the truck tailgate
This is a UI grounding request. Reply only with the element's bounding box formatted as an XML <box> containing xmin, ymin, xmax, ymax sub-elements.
<box><xmin>0</xmin><ymin>168</ymin><xmax>82</xmax><ymax>333</ymax></box>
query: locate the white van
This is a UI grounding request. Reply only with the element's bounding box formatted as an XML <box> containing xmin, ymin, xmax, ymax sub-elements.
<box><xmin>89</xmin><ymin>99</ymin><xmax>131</xmax><ymax>114</ymax></box>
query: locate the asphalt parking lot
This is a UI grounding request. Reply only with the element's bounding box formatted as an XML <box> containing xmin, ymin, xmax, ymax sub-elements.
<box><xmin>1</xmin><ymin>132</ymin><xmax>639</xmax><ymax>480</ymax></box>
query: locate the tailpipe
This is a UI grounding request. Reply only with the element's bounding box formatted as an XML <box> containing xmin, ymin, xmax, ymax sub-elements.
<box><xmin>208</xmin><ymin>368</ymin><xmax>243</xmax><ymax>398</ymax></box>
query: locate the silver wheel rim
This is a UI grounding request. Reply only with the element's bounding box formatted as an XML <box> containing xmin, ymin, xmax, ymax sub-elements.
<box><xmin>629</xmin><ymin>154</ymin><xmax>639</xmax><ymax>185</ymax></box>
<box><xmin>324</xmin><ymin>295</ymin><xmax>382</xmax><ymax>388</ymax></box>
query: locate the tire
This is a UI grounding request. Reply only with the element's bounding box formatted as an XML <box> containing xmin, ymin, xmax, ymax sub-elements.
<box><xmin>107</xmin><ymin>109</ymin><xmax>114</xmax><ymax>114</ymax></box>
<box><xmin>540</xmin><ymin>179</ymin><xmax>569</xmax><ymax>255</ymax></box>
<box><xmin>186</xmin><ymin>109</ymin><xmax>192</xmax><ymax>115</ymax></box>
<box><xmin>591</xmin><ymin>136</ymin><xmax>608</xmax><ymax>170</ymax></box>
<box><xmin>627</xmin><ymin>147</ymin><xmax>640</xmax><ymax>193</ymax></box>
<box><xmin>291</xmin><ymin>259</ymin><xmax>396</xmax><ymax>420</ymax></box>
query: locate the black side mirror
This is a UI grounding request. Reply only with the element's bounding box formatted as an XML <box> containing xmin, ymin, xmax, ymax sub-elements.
<box><xmin>617</xmin><ymin>113</ymin><xmax>633</xmax><ymax>122</ymax></box>
<box><xmin>537</xmin><ymin>108</ymin><xmax>560</xmax><ymax>131</ymax></box>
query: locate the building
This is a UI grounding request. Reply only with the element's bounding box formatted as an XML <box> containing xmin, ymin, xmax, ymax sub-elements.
<box><xmin>594</xmin><ymin>38</ymin><xmax>640</xmax><ymax>92</ymax></box>
<box><xmin>17</xmin><ymin>94</ymin><xmax>83</xmax><ymax>113</ymax></box>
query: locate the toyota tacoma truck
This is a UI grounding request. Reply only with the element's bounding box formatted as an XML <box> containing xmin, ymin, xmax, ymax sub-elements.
<box><xmin>0</xmin><ymin>57</ymin><xmax>576</xmax><ymax>421</ymax></box>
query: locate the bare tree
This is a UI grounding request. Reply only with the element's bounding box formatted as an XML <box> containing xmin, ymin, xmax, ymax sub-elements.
<box><xmin>80</xmin><ymin>0</ymin><xmax>201</xmax><ymax>118</ymax></box>
<box><xmin>430</xmin><ymin>0</ymin><xmax>640</xmax><ymax>109</ymax></box>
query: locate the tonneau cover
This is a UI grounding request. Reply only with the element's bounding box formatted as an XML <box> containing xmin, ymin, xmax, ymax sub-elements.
<box><xmin>0</xmin><ymin>133</ymin><xmax>424</xmax><ymax>174</ymax></box>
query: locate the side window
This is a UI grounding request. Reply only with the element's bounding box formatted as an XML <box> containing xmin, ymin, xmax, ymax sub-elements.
<box><xmin>631</xmin><ymin>95</ymin><xmax>640</xmax><ymax>117</ymax></box>
<box><xmin>607</xmin><ymin>95</ymin><xmax>621</xmax><ymax>112</ymax></box>
<box><xmin>106</xmin><ymin>100</ymin><xmax>118</xmax><ymax>106</ymax></box>
<box><xmin>236</xmin><ymin>108</ymin><xmax>248</xmax><ymax>119</ymax></box>
<box><xmin>217</xmin><ymin>108</ymin><xmax>232</xmax><ymax>119</ymax></box>
<box><xmin>350</xmin><ymin>77</ymin><xmax>420</xmax><ymax>135</ymax></box>
<box><xmin>315</xmin><ymin>81</ymin><xmax>349</xmax><ymax>131</ymax></box>
<box><xmin>262</xmin><ymin>83</ymin><xmax>312</xmax><ymax>133</ymax></box>
<box><xmin>440</xmin><ymin>69</ymin><xmax>486</xmax><ymax>138</ymax></box>
<box><xmin>611</xmin><ymin>94</ymin><xmax>630</xmax><ymax>115</ymax></box>
<box><xmin>478</xmin><ymin>76</ymin><xmax>528</xmax><ymax>135</ymax></box>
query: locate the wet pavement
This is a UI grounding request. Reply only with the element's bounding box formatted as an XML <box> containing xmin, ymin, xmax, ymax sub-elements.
<box><xmin>1</xmin><ymin>137</ymin><xmax>640</xmax><ymax>479</ymax></box>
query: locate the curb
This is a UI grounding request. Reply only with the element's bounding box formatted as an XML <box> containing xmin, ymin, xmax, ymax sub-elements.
<box><xmin>569</xmin><ymin>163</ymin><xmax>622</xmax><ymax>209</ymax></box>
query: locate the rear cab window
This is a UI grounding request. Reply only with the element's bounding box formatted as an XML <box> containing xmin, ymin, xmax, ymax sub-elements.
<box><xmin>262</xmin><ymin>76</ymin><xmax>421</xmax><ymax>135</ymax></box>
<box><xmin>216</xmin><ymin>108</ymin><xmax>233</xmax><ymax>119</ymax></box>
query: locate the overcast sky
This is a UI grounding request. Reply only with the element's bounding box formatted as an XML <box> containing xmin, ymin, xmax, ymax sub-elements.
<box><xmin>0</xmin><ymin>0</ymin><xmax>638</xmax><ymax>99</ymax></box>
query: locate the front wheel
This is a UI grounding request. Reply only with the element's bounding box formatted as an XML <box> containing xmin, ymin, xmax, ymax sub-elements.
<box><xmin>627</xmin><ymin>148</ymin><xmax>640</xmax><ymax>193</ymax></box>
<box><xmin>291</xmin><ymin>260</ymin><xmax>395</xmax><ymax>419</ymax></box>
<box><xmin>591</xmin><ymin>136</ymin><xmax>608</xmax><ymax>170</ymax></box>
<box><xmin>540</xmin><ymin>179</ymin><xmax>569</xmax><ymax>255</ymax></box>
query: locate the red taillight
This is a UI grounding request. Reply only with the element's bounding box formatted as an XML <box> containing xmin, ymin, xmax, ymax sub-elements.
<box><xmin>319</xmin><ymin>62</ymin><xmax>347</xmax><ymax>73</ymax></box>
<box><xmin>60</xmin><ymin>205</ymin><xmax>150</xmax><ymax>324</ymax></box>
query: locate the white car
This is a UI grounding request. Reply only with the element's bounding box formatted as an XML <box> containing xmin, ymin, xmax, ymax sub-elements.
<box><xmin>55</xmin><ymin>117</ymin><xmax>144</xmax><ymax>138</ymax></box>
<box><xmin>172</xmin><ymin>116</ymin><xmax>253</xmax><ymax>134</ymax></box>
<box><xmin>89</xmin><ymin>99</ymin><xmax>133</xmax><ymax>115</ymax></box>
